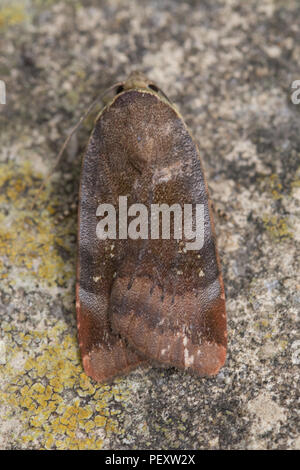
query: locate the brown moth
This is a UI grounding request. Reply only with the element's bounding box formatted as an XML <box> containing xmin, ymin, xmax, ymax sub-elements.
<box><xmin>76</xmin><ymin>72</ymin><xmax>227</xmax><ymax>383</ymax></box>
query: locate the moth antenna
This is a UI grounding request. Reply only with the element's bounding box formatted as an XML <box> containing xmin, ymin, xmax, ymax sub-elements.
<box><xmin>30</xmin><ymin>81</ymin><xmax>125</xmax><ymax>211</ymax></box>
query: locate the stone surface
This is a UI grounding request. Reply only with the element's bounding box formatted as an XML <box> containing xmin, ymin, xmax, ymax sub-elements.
<box><xmin>0</xmin><ymin>0</ymin><xmax>299</xmax><ymax>450</ymax></box>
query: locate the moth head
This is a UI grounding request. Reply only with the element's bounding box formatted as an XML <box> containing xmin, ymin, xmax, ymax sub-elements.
<box><xmin>122</xmin><ymin>71</ymin><xmax>152</xmax><ymax>91</ymax></box>
<box><xmin>113</xmin><ymin>71</ymin><xmax>171</xmax><ymax>103</ymax></box>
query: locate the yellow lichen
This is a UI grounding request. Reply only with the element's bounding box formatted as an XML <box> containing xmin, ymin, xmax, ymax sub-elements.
<box><xmin>262</xmin><ymin>215</ymin><xmax>293</xmax><ymax>241</ymax></box>
<box><xmin>0</xmin><ymin>3</ymin><xmax>26</xmax><ymax>29</ymax></box>
<box><xmin>0</xmin><ymin>162</ymin><xmax>75</xmax><ymax>288</ymax></box>
<box><xmin>1</xmin><ymin>321</ymin><xmax>130</xmax><ymax>449</ymax></box>
<box><xmin>268</xmin><ymin>174</ymin><xmax>283</xmax><ymax>201</ymax></box>
<box><xmin>0</xmin><ymin>162</ymin><xmax>130</xmax><ymax>449</ymax></box>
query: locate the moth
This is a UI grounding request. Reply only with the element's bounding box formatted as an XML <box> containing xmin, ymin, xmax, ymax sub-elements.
<box><xmin>76</xmin><ymin>72</ymin><xmax>227</xmax><ymax>382</ymax></box>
